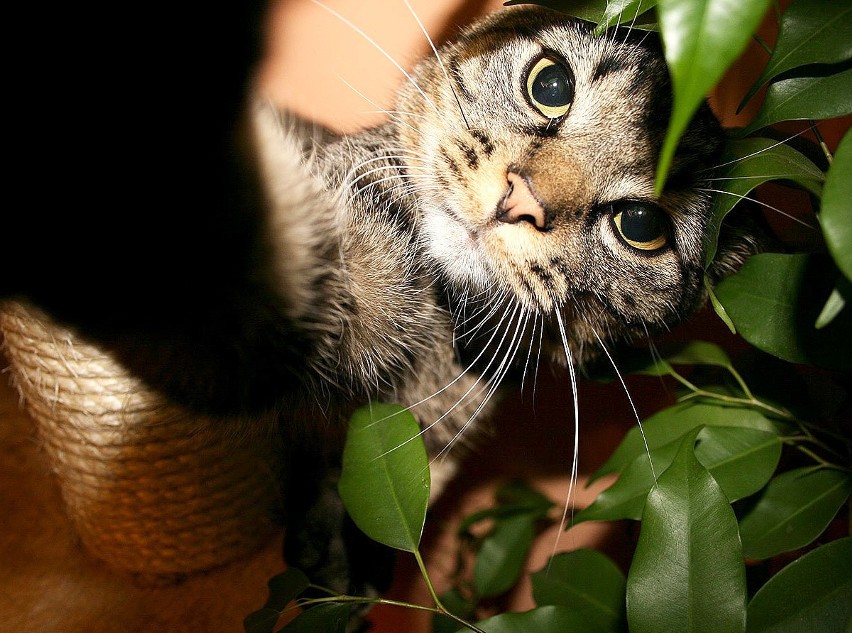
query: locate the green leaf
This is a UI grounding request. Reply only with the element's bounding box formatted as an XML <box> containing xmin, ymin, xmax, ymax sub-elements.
<box><xmin>695</xmin><ymin>426</ymin><xmax>782</xmax><ymax>501</ymax></box>
<box><xmin>746</xmin><ymin>537</ymin><xmax>852</xmax><ymax>633</ymax></box>
<box><xmin>244</xmin><ymin>609</ymin><xmax>282</xmax><ymax>633</ymax></box>
<box><xmin>494</xmin><ymin>479</ymin><xmax>556</xmax><ymax>514</ymax></box>
<box><xmin>820</xmin><ymin>129</ymin><xmax>852</xmax><ymax>282</ymax></box>
<box><xmin>655</xmin><ymin>0</ymin><xmax>771</xmax><ymax>193</ymax></box>
<box><xmin>714</xmin><ymin>253</ymin><xmax>852</xmax><ymax>372</ymax></box>
<box><xmin>338</xmin><ymin>403</ymin><xmax>429</xmax><ymax>552</ymax></box>
<box><xmin>592</xmin><ymin>402</ymin><xmax>775</xmax><ymax>483</ymax></box>
<box><xmin>265</xmin><ymin>569</ymin><xmax>311</xmax><ymax>611</ymax></box>
<box><xmin>595</xmin><ymin>0</ymin><xmax>660</xmax><ymax>33</ymax></box>
<box><xmin>531</xmin><ymin>549</ymin><xmax>626</xmax><ymax>631</ymax></box>
<box><xmin>632</xmin><ymin>340</ymin><xmax>735</xmax><ymax>376</ymax></box>
<box><xmin>576</xmin><ymin>422</ymin><xmax>781</xmax><ymax>523</ymax></box>
<box><xmin>281</xmin><ymin>603</ymin><xmax>349</xmax><ymax>633</ymax></box>
<box><xmin>473</xmin><ymin>513</ymin><xmax>536</xmax><ymax>598</ymax></box>
<box><xmin>457</xmin><ymin>480</ymin><xmax>553</xmax><ymax>536</ymax></box>
<box><xmin>433</xmin><ymin>588</ymin><xmax>476</xmax><ymax>633</ymax></box>
<box><xmin>815</xmin><ymin>284</ymin><xmax>847</xmax><ymax>329</ymax></box>
<box><xmin>704</xmin><ymin>137</ymin><xmax>824</xmax><ymax>267</ymax></box>
<box><xmin>456</xmin><ymin>605</ymin><xmax>614</xmax><ymax>633</ymax></box>
<box><xmin>707</xmin><ymin>279</ymin><xmax>738</xmax><ymax>333</ymax></box>
<box><xmin>738</xmin><ymin>467</ymin><xmax>852</xmax><ymax>560</ymax></box>
<box><xmin>626</xmin><ymin>430</ymin><xmax>747</xmax><ymax>633</ymax></box>
<box><xmin>742</xmin><ymin>62</ymin><xmax>852</xmax><ymax>135</ymax></box>
<box><xmin>739</xmin><ymin>0</ymin><xmax>852</xmax><ymax>109</ymax></box>
<box><xmin>244</xmin><ymin>569</ymin><xmax>310</xmax><ymax>633</ymax></box>
<box><xmin>575</xmin><ymin>437</ymin><xmax>680</xmax><ymax>523</ymax></box>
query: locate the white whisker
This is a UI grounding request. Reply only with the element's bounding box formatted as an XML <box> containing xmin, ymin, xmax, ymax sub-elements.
<box><xmin>309</xmin><ymin>0</ymin><xmax>442</xmax><ymax>117</ymax></box>
<box><xmin>699</xmin><ymin>187</ymin><xmax>818</xmax><ymax>230</ymax></box>
<box><xmin>593</xmin><ymin>331</ymin><xmax>656</xmax><ymax>479</ymax></box>
<box><xmin>549</xmin><ymin>310</ymin><xmax>580</xmax><ymax>562</ymax></box>
<box><xmin>401</xmin><ymin>0</ymin><xmax>470</xmax><ymax>130</ymax></box>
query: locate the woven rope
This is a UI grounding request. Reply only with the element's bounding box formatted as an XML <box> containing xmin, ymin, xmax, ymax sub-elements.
<box><xmin>0</xmin><ymin>302</ymin><xmax>281</xmax><ymax>576</ymax></box>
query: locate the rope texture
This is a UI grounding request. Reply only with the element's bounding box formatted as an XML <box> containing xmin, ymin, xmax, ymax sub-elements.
<box><xmin>0</xmin><ymin>302</ymin><xmax>281</xmax><ymax>575</ymax></box>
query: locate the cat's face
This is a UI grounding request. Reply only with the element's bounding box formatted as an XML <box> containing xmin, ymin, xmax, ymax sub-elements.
<box><xmin>396</xmin><ymin>7</ymin><xmax>723</xmax><ymax>350</ymax></box>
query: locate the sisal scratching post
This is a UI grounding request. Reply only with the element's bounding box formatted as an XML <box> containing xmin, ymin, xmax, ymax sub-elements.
<box><xmin>0</xmin><ymin>301</ymin><xmax>282</xmax><ymax>577</ymax></box>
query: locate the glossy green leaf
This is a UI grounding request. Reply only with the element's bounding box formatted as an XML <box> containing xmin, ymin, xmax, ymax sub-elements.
<box><xmin>592</xmin><ymin>402</ymin><xmax>775</xmax><ymax>482</ymax></box>
<box><xmin>575</xmin><ymin>437</ymin><xmax>680</xmax><ymax>523</ymax></box>
<box><xmin>694</xmin><ymin>426</ymin><xmax>782</xmax><ymax>501</ymax></box>
<box><xmin>473</xmin><ymin>513</ymin><xmax>536</xmax><ymax>598</ymax></box>
<box><xmin>456</xmin><ymin>605</ymin><xmax>614</xmax><ymax>633</ymax></box>
<box><xmin>746</xmin><ymin>537</ymin><xmax>852</xmax><ymax>633</ymax></box>
<box><xmin>596</xmin><ymin>0</ymin><xmax>659</xmax><ymax>32</ymax></box>
<box><xmin>739</xmin><ymin>467</ymin><xmax>852</xmax><ymax>560</ymax></box>
<box><xmin>707</xmin><ymin>279</ymin><xmax>739</xmax><ymax>333</ymax></box>
<box><xmin>338</xmin><ymin>403</ymin><xmax>429</xmax><ymax>552</ymax></box>
<box><xmin>742</xmin><ymin>63</ymin><xmax>852</xmax><ymax>135</ymax></box>
<box><xmin>281</xmin><ymin>603</ymin><xmax>348</xmax><ymax>633</ymax></box>
<box><xmin>531</xmin><ymin>549</ymin><xmax>626</xmax><ymax>630</ymax></box>
<box><xmin>632</xmin><ymin>340</ymin><xmax>734</xmax><ymax>376</ymax></box>
<box><xmin>577</xmin><ymin>422</ymin><xmax>781</xmax><ymax>523</ymax></box>
<box><xmin>704</xmin><ymin>137</ymin><xmax>824</xmax><ymax>267</ymax></box>
<box><xmin>739</xmin><ymin>0</ymin><xmax>852</xmax><ymax>109</ymax></box>
<box><xmin>627</xmin><ymin>430</ymin><xmax>747</xmax><ymax>633</ymax></box>
<box><xmin>714</xmin><ymin>253</ymin><xmax>852</xmax><ymax>372</ymax></box>
<box><xmin>820</xmin><ymin>129</ymin><xmax>852</xmax><ymax>282</ymax></box>
<box><xmin>655</xmin><ymin>0</ymin><xmax>771</xmax><ymax>193</ymax></box>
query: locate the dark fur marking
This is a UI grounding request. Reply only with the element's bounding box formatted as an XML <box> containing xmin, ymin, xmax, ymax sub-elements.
<box><xmin>440</xmin><ymin>147</ymin><xmax>463</xmax><ymax>180</ymax></box>
<box><xmin>530</xmin><ymin>263</ymin><xmax>552</xmax><ymax>283</ymax></box>
<box><xmin>593</xmin><ymin>54</ymin><xmax>628</xmax><ymax>82</ymax></box>
<box><xmin>470</xmin><ymin>130</ymin><xmax>495</xmax><ymax>157</ymax></box>
<box><xmin>455</xmin><ymin>140</ymin><xmax>479</xmax><ymax>170</ymax></box>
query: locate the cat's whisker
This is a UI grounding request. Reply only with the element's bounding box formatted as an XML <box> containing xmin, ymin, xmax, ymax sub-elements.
<box><xmin>395</xmin><ymin>292</ymin><xmax>516</xmax><ymax>418</ymax></box>
<box><xmin>308</xmin><ymin>0</ymin><xmax>443</xmax><ymax>117</ymax></box>
<box><xmin>703</xmin><ymin>129</ymin><xmax>811</xmax><ymax>173</ymax></box>
<box><xmin>401</xmin><ymin>0</ymin><xmax>471</xmax><ymax>130</ymax></box>
<box><xmin>593</xmin><ymin>331</ymin><xmax>657</xmax><ymax>477</ymax></box>
<box><xmin>549</xmin><ymin>309</ymin><xmax>580</xmax><ymax>560</ymax></box>
<box><xmin>383</xmin><ymin>297</ymin><xmax>525</xmax><ymax>458</ymax></box>
<box><xmin>699</xmin><ymin>187</ymin><xmax>818</xmax><ymax>230</ymax></box>
<box><xmin>336</xmin><ymin>76</ymin><xmax>422</xmax><ymax>133</ymax></box>
<box><xmin>433</xmin><ymin>302</ymin><xmax>532</xmax><ymax>460</ymax></box>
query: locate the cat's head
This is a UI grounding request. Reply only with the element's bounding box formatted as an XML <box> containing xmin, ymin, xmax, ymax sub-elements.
<box><xmin>396</xmin><ymin>6</ymin><xmax>733</xmax><ymax>353</ymax></box>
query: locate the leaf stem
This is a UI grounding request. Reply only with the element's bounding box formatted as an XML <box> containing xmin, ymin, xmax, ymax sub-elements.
<box><xmin>413</xmin><ymin>548</ymin><xmax>444</xmax><ymax>610</ymax></box>
<box><xmin>808</xmin><ymin>120</ymin><xmax>833</xmax><ymax>165</ymax></box>
<box><xmin>286</xmin><ymin>594</ymin><xmax>487</xmax><ymax>633</ymax></box>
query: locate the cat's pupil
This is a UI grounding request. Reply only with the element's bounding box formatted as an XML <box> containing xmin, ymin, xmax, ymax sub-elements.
<box><xmin>619</xmin><ymin>204</ymin><xmax>666</xmax><ymax>245</ymax></box>
<box><xmin>532</xmin><ymin>64</ymin><xmax>571</xmax><ymax>107</ymax></box>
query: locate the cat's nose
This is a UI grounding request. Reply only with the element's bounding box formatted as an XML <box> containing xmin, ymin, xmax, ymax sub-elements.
<box><xmin>498</xmin><ymin>172</ymin><xmax>546</xmax><ymax>229</ymax></box>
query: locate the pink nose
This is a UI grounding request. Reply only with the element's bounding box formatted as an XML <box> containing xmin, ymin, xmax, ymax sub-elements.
<box><xmin>498</xmin><ymin>172</ymin><xmax>546</xmax><ymax>229</ymax></box>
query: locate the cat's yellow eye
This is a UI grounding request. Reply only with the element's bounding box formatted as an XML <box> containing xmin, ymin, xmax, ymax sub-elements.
<box><xmin>526</xmin><ymin>57</ymin><xmax>574</xmax><ymax>119</ymax></box>
<box><xmin>612</xmin><ymin>203</ymin><xmax>668</xmax><ymax>252</ymax></box>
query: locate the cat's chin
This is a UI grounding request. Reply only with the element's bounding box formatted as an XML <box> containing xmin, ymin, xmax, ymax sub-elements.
<box><xmin>421</xmin><ymin>206</ymin><xmax>494</xmax><ymax>291</ymax></box>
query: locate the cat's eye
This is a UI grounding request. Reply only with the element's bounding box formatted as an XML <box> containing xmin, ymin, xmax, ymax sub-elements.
<box><xmin>611</xmin><ymin>203</ymin><xmax>669</xmax><ymax>252</ymax></box>
<box><xmin>526</xmin><ymin>57</ymin><xmax>574</xmax><ymax>119</ymax></box>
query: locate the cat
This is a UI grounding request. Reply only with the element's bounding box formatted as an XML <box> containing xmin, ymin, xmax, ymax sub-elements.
<box><xmin>4</xmin><ymin>1</ymin><xmax>756</xmax><ymax>602</ymax></box>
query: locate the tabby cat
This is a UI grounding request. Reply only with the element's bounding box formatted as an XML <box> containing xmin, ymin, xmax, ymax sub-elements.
<box><xmin>6</xmin><ymin>3</ymin><xmax>754</xmax><ymax>595</ymax></box>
